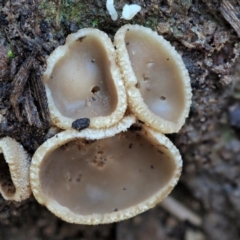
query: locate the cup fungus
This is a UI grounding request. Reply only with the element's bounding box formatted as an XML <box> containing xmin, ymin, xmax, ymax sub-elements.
<box><xmin>44</xmin><ymin>28</ymin><xmax>127</xmax><ymax>130</ymax></box>
<box><xmin>0</xmin><ymin>137</ymin><xmax>31</xmax><ymax>201</ymax></box>
<box><xmin>114</xmin><ymin>24</ymin><xmax>192</xmax><ymax>133</ymax></box>
<box><xmin>30</xmin><ymin>116</ymin><xmax>182</xmax><ymax>224</ymax></box>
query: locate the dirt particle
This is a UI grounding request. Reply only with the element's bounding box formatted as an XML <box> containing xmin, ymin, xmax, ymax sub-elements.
<box><xmin>160</xmin><ymin>96</ymin><xmax>166</xmax><ymax>100</ymax></box>
<box><xmin>91</xmin><ymin>86</ymin><xmax>100</xmax><ymax>93</ymax></box>
<box><xmin>77</xmin><ymin>36</ymin><xmax>86</xmax><ymax>42</ymax></box>
<box><xmin>72</xmin><ymin>118</ymin><xmax>90</xmax><ymax>131</ymax></box>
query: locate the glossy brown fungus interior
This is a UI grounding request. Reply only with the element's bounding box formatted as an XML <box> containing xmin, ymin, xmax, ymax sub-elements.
<box><xmin>125</xmin><ymin>30</ymin><xmax>185</xmax><ymax>122</ymax></box>
<box><xmin>40</xmin><ymin>131</ymin><xmax>176</xmax><ymax>215</ymax></box>
<box><xmin>47</xmin><ymin>35</ymin><xmax>118</xmax><ymax>120</ymax></box>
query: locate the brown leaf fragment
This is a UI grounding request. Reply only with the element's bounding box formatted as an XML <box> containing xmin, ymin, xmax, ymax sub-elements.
<box><xmin>10</xmin><ymin>49</ymin><xmax>37</xmax><ymax>121</ymax></box>
<box><xmin>220</xmin><ymin>0</ymin><xmax>240</xmax><ymax>38</ymax></box>
<box><xmin>23</xmin><ymin>84</ymin><xmax>42</xmax><ymax>128</ymax></box>
<box><xmin>30</xmin><ymin>65</ymin><xmax>51</xmax><ymax>128</ymax></box>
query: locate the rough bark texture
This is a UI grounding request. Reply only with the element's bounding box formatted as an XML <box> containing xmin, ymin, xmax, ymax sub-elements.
<box><xmin>0</xmin><ymin>0</ymin><xmax>240</xmax><ymax>239</ymax></box>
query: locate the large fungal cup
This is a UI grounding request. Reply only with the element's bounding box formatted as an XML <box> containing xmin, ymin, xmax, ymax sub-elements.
<box><xmin>115</xmin><ymin>24</ymin><xmax>192</xmax><ymax>133</ymax></box>
<box><xmin>30</xmin><ymin>116</ymin><xmax>182</xmax><ymax>224</ymax></box>
<box><xmin>44</xmin><ymin>28</ymin><xmax>127</xmax><ymax>130</ymax></box>
<box><xmin>0</xmin><ymin>137</ymin><xmax>31</xmax><ymax>201</ymax></box>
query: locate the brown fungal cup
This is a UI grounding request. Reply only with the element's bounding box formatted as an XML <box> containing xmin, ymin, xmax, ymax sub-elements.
<box><xmin>115</xmin><ymin>24</ymin><xmax>192</xmax><ymax>133</ymax></box>
<box><xmin>44</xmin><ymin>28</ymin><xmax>127</xmax><ymax>130</ymax></box>
<box><xmin>0</xmin><ymin>137</ymin><xmax>31</xmax><ymax>201</ymax></box>
<box><xmin>30</xmin><ymin>116</ymin><xmax>182</xmax><ymax>224</ymax></box>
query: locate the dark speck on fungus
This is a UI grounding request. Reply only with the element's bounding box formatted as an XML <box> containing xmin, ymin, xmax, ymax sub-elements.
<box><xmin>77</xmin><ymin>36</ymin><xmax>86</xmax><ymax>42</ymax></box>
<box><xmin>72</xmin><ymin>118</ymin><xmax>90</xmax><ymax>131</ymax></box>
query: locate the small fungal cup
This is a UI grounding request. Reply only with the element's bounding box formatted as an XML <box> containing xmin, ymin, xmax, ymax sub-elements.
<box><xmin>30</xmin><ymin>116</ymin><xmax>182</xmax><ymax>224</ymax></box>
<box><xmin>114</xmin><ymin>24</ymin><xmax>192</xmax><ymax>133</ymax></box>
<box><xmin>44</xmin><ymin>28</ymin><xmax>127</xmax><ymax>130</ymax></box>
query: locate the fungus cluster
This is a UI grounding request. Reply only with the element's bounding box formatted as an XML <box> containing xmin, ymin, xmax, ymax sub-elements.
<box><xmin>0</xmin><ymin>24</ymin><xmax>192</xmax><ymax>224</ymax></box>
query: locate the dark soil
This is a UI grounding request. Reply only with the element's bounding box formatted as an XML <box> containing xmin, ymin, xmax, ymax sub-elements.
<box><xmin>0</xmin><ymin>0</ymin><xmax>240</xmax><ymax>239</ymax></box>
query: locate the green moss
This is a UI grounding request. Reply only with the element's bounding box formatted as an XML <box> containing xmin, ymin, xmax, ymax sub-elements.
<box><xmin>144</xmin><ymin>17</ymin><xmax>159</xmax><ymax>30</ymax></box>
<box><xmin>39</xmin><ymin>0</ymin><xmax>106</xmax><ymax>30</ymax></box>
<box><xmin>7</xmin><ymin>49</ymin><xmax>14</xmax><ymax>59</ymax></box>
<box><xmin>180</xmin><ymin>0</ymin><xmax>192</xmax><ymax>10</ymax></box>
<box><xmin>233</xmin><ymin>83</ymin><xmax>240</xmax><ymax>99</ymax></box>
<box><xmin>39</xmin><ymin>0</ymin><xmax>85</xmax><ymax>26</ymax></box>
<box><xmin>60</xmin><ymin>0</ymin><xmax>85</xmax><ymax>25</ymax></box>
<box><xmin>222</xmin><ymin>126</ymin><xmax>236</xmax><ymax>142</ymax></box>
<box><xmin>39</xmin><ymin>0</ymin><xmax>57</xmax><ymax>21</ymax></box>
<box><xmin>132</xmin><ymin>16</ymin><xmax>159</xmax><ymax>31</ymax></box>
<box><xmin>92</xmin><ymin>19</ymin><xmax>98</xmax><ymax>28</ymax></box>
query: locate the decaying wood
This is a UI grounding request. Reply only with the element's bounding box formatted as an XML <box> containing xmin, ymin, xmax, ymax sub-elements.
<box><xmin>9</xmin><ymin>45</ymin><xmax>51</xmax><ymax>129</ymax></box>
<box><xmin>10</xmin><ymin>57</ymin><xmax>19</xmax><ymax>81</ymax></box>
<box><xmin>0</xmin><ymin>84</ymin><xmax>11</xmax><ymax>102</ymax></box>
<box><xmin>220</xmin><ymin>0</ymin><xmax>240</xmax><ymax>38</ymax></box>
<box><xmin>160</xmin><ymin>196</ymin><xmax>202</xmax><ymax>226</ymax></box>
<box><xmin>23</xmin><ymin>84</ymin><xmax>42</xmax><ymax>128</ymax></box>
<box><xmin>30</xmin><ymin>65</ymin><xmax>51</xmax><ymax>128</ymax></box>
<box><xmin>10</xmin><ymin>49</ymin><xmax>37</xmax><ymax>121</ymax></box>
<box><xmin>0</xmin><ymin>45</ymin><xmax>9</xmax><ymax>82</ymax></box>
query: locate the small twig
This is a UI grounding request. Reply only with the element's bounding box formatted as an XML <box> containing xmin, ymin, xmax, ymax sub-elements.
<box><xmin>10</xmin><ymin>49</ymin><xmax>38</xmax><ymax>121</ymax></box>
<box><xmin>23</xmin><ymin>84</ymin><xmax>42</xmax><ymax>128</ymax></box>
<box><xmin>56</xmin><ymin>0</ymin><xmax>62</xmax><ymax>27</ymax></box>
<box><xmin>30</xmin><ymin>64</ymin><xmax>51</xmax><ymax>128</ymax></box>
<box><xmin>160</xmin><ymin>196</ymin><xmax>202</xmax><ymax>226</ymax></box>
<box><xmin>220</xmin><ymin>0</ymin><xmax>240</xmax><ymax>38</ymax></box>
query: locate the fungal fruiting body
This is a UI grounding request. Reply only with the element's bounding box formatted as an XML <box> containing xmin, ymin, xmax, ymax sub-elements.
<box><xmin>121</xmin><ymin>4</ymin><xmax>141</xmax><ymax>20</ymax></box>
<box><xmin>44</xmin><ymin>28</ymin><xmax>127</xmax><ymax>130</ymax></box>
<box><xmin>0</xmin><ymin>137</ymin><xmax>31</xmax><ymax>201</ymax></box>
<box><xmin>30</xmin><ymin>116</ymin><xmax>182</xmax><ymax>224</ymax></box>
<box><xmin>115</xmin><ymin>24</ymin><xmax>192</xmax><ymax>133</ymax></box>
<box><xmin>30</xmin><ymin>24</ymin><xmax>192</xmax><ymax>224</ymax></box>
<box><xmin>106</xmin><ymin>0</ymin><xmax>118</xmax><ymax>21</ymax></box>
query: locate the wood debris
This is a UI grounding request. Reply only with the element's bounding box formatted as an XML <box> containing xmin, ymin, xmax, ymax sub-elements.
<box><xmin>9</xmin><ymin>47</ymin><xmax>50</xmax><ymax>129</ymax></box>
<box><xmin>0</xmin><ymin>45</ymin><xmax>9</xmax><ymax>82</ymax></box>
<box><xmin>160</xmin><ymin>196</ymin><xmax>202</xmax><ymax>226</ymax></box>
<box><xmin>30</xmin><ymin>63</ymin><xmax>51</xmax><ymax>128</ymax></box>
<box><xmin>220</xmin><ymin>0</ymin><xmax>240</xmax><ymax>38</ymax></box>
<box><xmin>10</xmin><ymin>49</ymin><xmax>37</xmax><ymax>121</ymax></box>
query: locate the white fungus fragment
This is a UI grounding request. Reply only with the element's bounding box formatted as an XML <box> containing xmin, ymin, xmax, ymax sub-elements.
<box><xmin>121</xmin><ymin>4</ymin><xmax>141</xmax><ymax>20</ymax></box>
<box><xmin>0</xmin><ymin>137</ymin><xmax>31</xmax><ymax>202</ymax></box>
<box><xmin>106</xmin><ymin>0</ymin><xmax>118</xmax><ymax>21</ymax></box>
